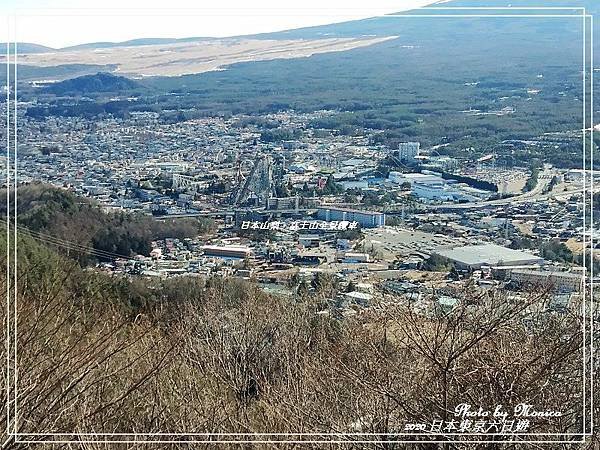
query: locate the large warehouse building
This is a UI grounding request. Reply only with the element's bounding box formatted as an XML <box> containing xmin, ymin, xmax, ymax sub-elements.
<box><xmin>202</xmin><ymin>245</ymin><xmax>253</xmax><ymax>259</ymax></box>
<box><xmin>434</xmin><ymin>244</ymin><xmax>544</xmax><ymax>270</ymax></box>
<box><xmin>317</xmin><ymin>206</ymin><xmax>385</xmax><ymax>228</ymax></box>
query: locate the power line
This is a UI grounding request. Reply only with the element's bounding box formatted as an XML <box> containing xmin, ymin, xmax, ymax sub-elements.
<box><xmin>23</xmin><ymin>228</ymin><xmax>136</xmax><ymax>261</ymax></box>
<box><xmin>16</xmin><ymin>226</ymin><xmax>139</xmax><ymax>262</ymax></box>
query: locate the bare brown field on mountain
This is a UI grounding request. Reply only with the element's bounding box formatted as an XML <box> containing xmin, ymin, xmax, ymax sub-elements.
<box><xmin>3</xmin><ymin>36</ymin><xmax>396</xmax><ymax>77</ymax></box>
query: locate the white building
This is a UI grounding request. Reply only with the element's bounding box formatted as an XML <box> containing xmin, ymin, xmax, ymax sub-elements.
<box><xmin>565</xmin><ymin>169</ymin><xmax>600</xmax><ymax>182</ymax></box>
<box><xmin>412</xmin><ymin>181</ymin><xmax>455</xmax><ymax>201</ymax></box>
<box><xmin>388</xmin><ymin>172</ymin><xmax>441</xmax><ymax>185</ymax></box>
<box><xmin>397</xmin><ymin>142</ymin><xmax>420</xmax><ymax>161</ymax></box>
<box><xmin>509</xmin><ymin>269</ymin><xmax>582</xmax><ymax>292</ymax></box>
<box><xmin>412</xmin><ymin>181</ymin><xmax>484</xmax><ymax>202</ymax></box>
<box><xmin>435</xmin><ymin>244</ymin><xmax>544</xmax><ymax>270</ymax></box>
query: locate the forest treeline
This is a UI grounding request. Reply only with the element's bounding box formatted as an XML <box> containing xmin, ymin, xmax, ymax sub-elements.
<box><xmin>0</xmin><ymin>184</ymin><xmax>214</xmax><ymax>263</ymax></box>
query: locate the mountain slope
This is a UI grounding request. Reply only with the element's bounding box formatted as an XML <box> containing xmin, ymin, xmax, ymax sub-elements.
<box><xmin>43</xmin><ymin>72</ymin><xmax>142</xmax><ymax>95</ymax></box>
<box><xmin>141</xmin><ymin>0</ymin><xmax>594</xmax><ymax>167</ymax></box>
<box><xmin>246</xmin><ymin>0</ymin><xmax>596</xmax><ymax>40</ymax></box>
<box><xmin>3</xmin><ymin>0</ymin><xmax>595</xmax><ymax>80</ymax></box>
<box><xmin>13</xmin><ymin>0</ymin><xmax>598</xmax><ymax>168</ymax></box>
<box><xmin>59</xmin><ymin>36</ymin><xmax>216</xmax><ymax>51</ymax></box>
<box><xmin>0</xmin><ymin>42</ymin><xmax>56</xmax><ymax>54</ymax></box>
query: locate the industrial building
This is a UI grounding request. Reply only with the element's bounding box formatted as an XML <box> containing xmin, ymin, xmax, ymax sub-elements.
<box><xmin>202</xmin><ymin>245</ymin><xmax>253</xmax><ymax>259</ymax></box>
<box><xmin>339</xmin><ymin>252</ymin><xmax>371</xmax><ymax>263</ymax></box>
<box><xmin>266</xmin><ymin>196</ymin><xmax>300</xmax><ymax>211</ymax></box>
<box><xmin>412</xmin><ymin>181</ymin><xmax>456</xmax><ymax>201</ymax></box>
<box><xmin>509</xmin><ymin>269</ymin><xmax>582</xmax><ymax>292</ymax></box>
<box><xmin>388</xmin><ymin>171</ymin><xmax>489</xmax><ymax>202</ymax></box>
<box><xmin>317</xmin><ymin>206</ymin><xmax>385</xmax><ymax>228</ymax></box>
<box><xmin>388</xmin><ymin>171</ymin><xmax>441</xmax><ymax>185</ymax></box>
<box><xmin>340</xmin><ymin>180</ymin><xmax>369</xmax><ymax>190</ymax></box>
<box><xmin>434</xmin><ymin>244</ymin><xmax>544</xmax><ymax>270</ymax></box>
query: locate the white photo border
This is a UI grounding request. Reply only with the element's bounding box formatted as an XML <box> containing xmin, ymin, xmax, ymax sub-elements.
<box><xmin>5</xmin><ymin>5</ymin><xmax>595</xmax><ymax>445</ymax></box>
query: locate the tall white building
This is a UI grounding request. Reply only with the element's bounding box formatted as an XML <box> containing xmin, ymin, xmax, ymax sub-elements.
<box><xmin>397</xmin><ymin>142</ymin><xmax>420</xmax><ymax>161</ymax></box>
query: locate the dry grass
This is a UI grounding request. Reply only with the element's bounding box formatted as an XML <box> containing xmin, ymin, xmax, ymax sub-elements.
<box><xmin>1</xmin><ymin>37</ymin><xmax>396</xmax><ymax>78</ymax></box>
<box><xmin>0</xmin><ymin>237</ymin><xmax>594</xmax><ymax>448</ymax></box>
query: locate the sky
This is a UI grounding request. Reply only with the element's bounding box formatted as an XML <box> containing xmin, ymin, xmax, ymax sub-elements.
<box><xmin>1</xmin><ymin>0</ymin><xmax>438</xmax><ymax>48</ymax></box>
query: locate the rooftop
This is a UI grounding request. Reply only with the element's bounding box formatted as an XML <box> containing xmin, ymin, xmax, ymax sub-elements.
<box><xmin>318</xmin><ymin>205</ymin><xmax>385</xmax><ymax>216</ymax></box>
<box><xmin>435</xmin><ymin>244</ymin><xmax>544</xmax><ymax>267</ymax></box>
<box><xmin>510</xmin><ymin>269</ymin><xmax>582</xmax><ymax>280</ymax></box>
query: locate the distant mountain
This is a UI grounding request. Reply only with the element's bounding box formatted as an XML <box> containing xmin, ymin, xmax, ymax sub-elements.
<box><xmin>0</xmin><ymin>63</ymin><xmax>118</xmax><ymax>84</ymax></box>
<box><xmin>247</xmin><ymin>0</ymin><xmax>598</xmax><ymax>39</ymax></box>
<box><xmin>0</xmin><ymin>42</ymin><xmax>56</xmax><ymax>54</ymax></box>
<box><xmin>9</xmin><ymin>0</ymin><xmax>600</xmax><ymax>52</ymax></box>
<box><xmin>60</xmin><ymin>37</ymin><xmax>215</xmax><ymax>51</ymax></box>
<box><xmin>0</xmin><ymin>38</ymin><xmax>217</xmax><ymax>54</ymax></box>
<box><xmin>140</xmin><ymin>0</ymin><xmax>597</xmax><ymax>169</ymax></box>
<box><xmin>16</xmin><ymin>0</ymin><xmax>598</xmax><ymax>169</ymax></box>
<box><xmin>43</xmin><ymin>72</ymin><xmax>141</xmax><ymax>95</ymax></box>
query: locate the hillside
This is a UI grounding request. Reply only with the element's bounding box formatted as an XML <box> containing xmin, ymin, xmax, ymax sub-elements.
<box><xmin>60</xmin><ymin>36</ymin><xmax>216</xmax><ymax>51</ymax></box>
<box><xmin>5</xmin><ymin>0</ymin><xmax>597</xmax><ymax>81</ymax></box>
<box><xmin>0</xmin><ymin>184</ymin><xmax>214</xmax><ymax>263</ymax></box>
<box><xmin>140</xmin><ymin>4</ymin><xmax>594</xmax><ymax>168</ymax></box>
<box><xmin>43</xmin><ymin>72</ymin><xmax>143</xmax><ymax>95</ymax></box>
<box><xmin>252</xmin><ymin>0</ymin><xmax>597</xmax><ymax>39</ymax></box>
<box><xmin>0</xmin><ymin>187</ymin><xmax>588</xmax><ymax>443</ymax></box>
<box><xmin>4</xmin><ymin>36</ymin><xmax>393</xmax><ymax>79</ymax></box>
<box><xmin>0</xmin><ymin>42</ymin><xmax>56</xmax><ymax>54</ymax></box>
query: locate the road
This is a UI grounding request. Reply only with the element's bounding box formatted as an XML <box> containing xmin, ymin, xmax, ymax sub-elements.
<box><xmin>425</xmin><ymin>167</ymin><xmax>580</xmax><ymax>211</ymax></box>
<box><xmin>426</xmin><ymin>188</ymin><xmax>581</xmax><ymax>211</ymax></box>
<box><xmin>153</xmin><ymin>208</ymin><xmax>317</xmax><ymax>219</ymax></box>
